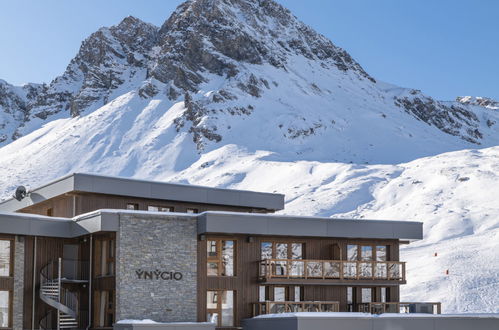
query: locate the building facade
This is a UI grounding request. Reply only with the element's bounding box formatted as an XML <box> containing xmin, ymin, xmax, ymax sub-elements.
<box><xmin>0</xmin><ymin>173</ymin><xmax>425</xmax><ymax>329</ymax></box>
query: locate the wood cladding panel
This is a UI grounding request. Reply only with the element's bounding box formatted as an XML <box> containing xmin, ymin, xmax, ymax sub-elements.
<box><xmin>74</xmin><ymin>192</ymin><xmax>268</xmax><ymax>215</ymax></box>
<box><xmin>198</xmin><ymin>235</ymin><xmax>402</xmax><ymax>327</ymax></box>
<box><xmin>19</xmin><ymin>191</ymin><xmax>272</xmax><ymax>219</ymax></box>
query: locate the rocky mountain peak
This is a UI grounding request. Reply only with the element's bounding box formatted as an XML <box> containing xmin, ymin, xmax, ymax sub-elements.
<box><xmin>456</xmin><ymin>96</ymin><xmax>499</xmax><ymax>110</ymax></box>
<box><xmin>152</xmin><ymin>0</ymin><xmax>374</xmax><ymax>92</ymax></box>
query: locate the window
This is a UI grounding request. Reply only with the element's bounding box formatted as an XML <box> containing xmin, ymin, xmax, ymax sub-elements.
<box><xmin>126</xmin><ymin>203</ymin><xmax>138</xmax><ymax>210</ymax></box>
<box><xmin>207</xmin><ymin>290</ymin><xmax>234</xmax><ymax>327</ymax></box>
<box><xmin>346</xmin><ymin>244</ymin><xmax>391</xmax><ymax>278</ymax></box>
<box><xmin>0</xmin><ymin>291</ymin><xmax>10</xmax><ymax>328</ymax></box>
<box><xmin>259</xmin><ymin>286</ymin><xmax>266</xmax><ymax>302</ymax></box>
<box><xmin>375</xmin><ymin>246</ymin><xmax>388</xmax><ymax>278</ymax></box>
<box><xmin>186</xmin><ymin>208</ymin><xmax>198</xmax><ymax>214</ymax></box>
<box><xmin>361</xmin><ymin>288</ymin><xmax>372</xmax><ymax>303</ymax></box>
<box><xmin>0</xmin><ymin>240</ymin><xmax>11</xmax><ymax>277</ymax></box>
<box><xmin>347</xmin><ymin>287</ymin><xmax>354</xmax><ymax>312</ymax></box>
<box><xmin>46</xmin><ymin>208</ymin><xmax>53</xmax><ymax>216</ymax></box>
<box><xmin>380</xmin><ymin>287</ymin><xmax>387</xmax><ymax>303</ymax></box>
<box><xmin>207</xmin><ymin>240</ymin><xmax>235</xmax><ymax>276</ymax></box>
<box><xmin>261</xmin><ymin>241</ymin><xmax>303</xmax><ymax>276</ymax></box>
<box><xmin>294</xmin><ymin>286</ymin><xmax>302</xmax><ymax>302</ymax></box>
<box><xmin>95</xmin><ymin>238</ymin><xmax>115</xmax><ymax>277</ymax></box>
<box><xmin>94</xmin><ymin>290</ymin><xmax>114</xmax><ymax>328</ymax></box>
<box><xmin>274</xmin><ymin>287</ymin><xmax>286</xmax><ymax>302</ymax></box>
<box><xmin>148</xmin><ymin>205</ymin><xmax>174</xmax><ymax>212</ymax></box>
<box><xmin>260</xmin><ymin>241</ymin><xmax>304</xmax><ymax>260</ymax></box>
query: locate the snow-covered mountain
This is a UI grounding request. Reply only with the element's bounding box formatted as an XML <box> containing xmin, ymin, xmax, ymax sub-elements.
<box><xmin>0</xmin><ymin>0</ymin><xmax>497</xmax><ymax>313</ymax></box>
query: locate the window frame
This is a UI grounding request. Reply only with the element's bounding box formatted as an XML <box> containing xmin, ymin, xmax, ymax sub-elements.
<box><xmin>0</xmin><ymin>239</ymin><xmax>13</xmax><ymax>278</ymax></box>
<box><xmin>346</xmin><ymin>243</ymin><xmax>390</xmax><ymax>261</ymax></box>
<box><xmin>206</xmin><ymin>239</ymin><xmax>236</xmax><ymax>277</ymax></box>
<box><xmin>260</xmin><ymin>240</ymin><xmax>305</xmax><ymax>260</ymax></box>
<box><xmin>94</xmin><ymin>237</ymin><xmax>116</xmax><ymax>277</ymax></box>
<box><xmin>206</xmin><ymin>290</ymin><xmax>235</xmax><ymax>327</ymax></box>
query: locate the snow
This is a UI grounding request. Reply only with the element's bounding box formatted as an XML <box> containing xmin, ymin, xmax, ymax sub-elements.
<box><xmin>117</xmin><ymin>319</ymin><xmax>157</xmax><ymax>324</ymax></box>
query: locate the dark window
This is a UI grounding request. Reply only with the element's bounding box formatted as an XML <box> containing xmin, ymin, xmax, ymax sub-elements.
<box><xmin>46</xmin><ymin>208</ymin><xmax>53</xmax><ymax>216</ymax></box>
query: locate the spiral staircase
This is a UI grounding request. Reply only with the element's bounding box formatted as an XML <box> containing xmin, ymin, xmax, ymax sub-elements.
<box><xmin>39</xmin><ymin>258</ymin><xmax>88</xmax><ymax>330</ymax></box>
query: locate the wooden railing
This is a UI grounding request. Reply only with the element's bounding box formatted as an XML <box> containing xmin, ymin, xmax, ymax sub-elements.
<box><xmin>260</xmin><ymin>259</ymin><xmax>406</xmax><ymax>282</ymax></box>
<box><xmin>253</xmin><ymin>301</ymin><xmax>340</xmax><ymax>316</ymax></box>
<box><xmin>365</xmin><ymin>302</ymin><xmax>442</xmax><ymax>314</ymax></box>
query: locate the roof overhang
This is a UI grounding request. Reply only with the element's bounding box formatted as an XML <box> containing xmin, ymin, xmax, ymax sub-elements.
<box><xmin>0</xmin><ymin>173</ymin><xmax>285</xmax><ymax>212</ymax></box>
<box><xmin>197</xmin><ymin>212</ymin><xmax>423</xmax><ymax>240</ymax></box>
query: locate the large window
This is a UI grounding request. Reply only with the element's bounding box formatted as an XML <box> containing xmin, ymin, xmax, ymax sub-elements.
<box><xmin>0</xmin><ymin>240</ymin><xmax>11</xmax><ymax>277</ymax></box>
<box><xmin>94</xmin><ymin>290</ymin><xmax>114</xmax><ymax>328</ymax></box>
<box><xmin>207</xmin><ymin>240</ymin><xmax>235</xmax><ymax>276</ymax></box>
<box><xmin>261</xmin><ymin>241</ymin><xmax>303</xmax><ymax>276</ymax></box>
<box><xmin>95</xmin><ymin>238</ymin><xmax>115</xmax><ymax>277</ymax></box>
<box><xmin>345</xmin><ymin>244</ymin><xmax>390</xmax><ymax>278</ymax></box>
<box><xmin>207</xmin><ymin>290</ymin><xmax>234</xmax><ymax>327</ymax></box>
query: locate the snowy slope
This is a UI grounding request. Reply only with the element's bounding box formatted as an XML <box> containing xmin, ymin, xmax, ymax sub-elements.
<box><xmin>0</xmin><ymin>0</ymin><xmax>497</xmax><ymax>314</ymax></box>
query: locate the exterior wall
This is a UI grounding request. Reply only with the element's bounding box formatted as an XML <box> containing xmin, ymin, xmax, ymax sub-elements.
<box><xmin>116</xmin><ymin>213</ymin><xmax>198</xmax><ymax>322</ymax></box>
<box><xmin>18</xmin><ymin>192</ymin><xmax>273</xmax><ymax>218</ymax></box>
<box><xmin>13</xmin><ymin>236</ymin><xmax>24</xmax><ymax>330</ymax></box>
<box><xmin>198</xmin><ymin>234</ymin><xmax>402</xmax><ymax>327</ymax></box>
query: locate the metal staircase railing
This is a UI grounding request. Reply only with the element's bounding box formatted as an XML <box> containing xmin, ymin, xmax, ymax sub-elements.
<box><xmin>39</xmin><ymin>258</ymin><xmax>83</xmax><ymax>329</ymax></box>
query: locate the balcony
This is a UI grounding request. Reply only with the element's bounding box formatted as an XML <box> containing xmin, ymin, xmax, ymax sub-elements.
<box><xmin>253</xmin><ymin>301</ymin><xmax>340</xmax><ymax>316</ymax></box>
<box><xmin>362</xmin><ymin>302</ymin><xmax>442</xmax><ymax>314</ymax></box>
<box><xmin>259</xmin><ymin>259</ymin><xmax>406</xmax><ymax>284</ymax></box>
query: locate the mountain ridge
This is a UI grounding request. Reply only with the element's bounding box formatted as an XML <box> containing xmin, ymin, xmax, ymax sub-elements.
<box><xmin>1</xmin><ymin>0</ymin><xmax>498</xmax><ymax>153</ymax></box>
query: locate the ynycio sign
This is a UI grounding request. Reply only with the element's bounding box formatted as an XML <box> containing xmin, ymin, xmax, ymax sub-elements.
<box><xmin>136</xmin><ymin>269</ymin><xmax>183</xmax><ymax>281</ymax></box>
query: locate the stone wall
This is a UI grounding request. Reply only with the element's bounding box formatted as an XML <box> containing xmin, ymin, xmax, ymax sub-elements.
<box><xmin>116</xmin><ymin>213</ymin><xmax>198</xmax><ymax>322</ymax></box>
<box><xmin>13</xmin><ymin>236</ymin><xmax>24</xmax><ymax>330</ymax></box>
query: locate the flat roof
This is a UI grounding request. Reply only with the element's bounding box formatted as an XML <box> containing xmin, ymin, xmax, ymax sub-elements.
<box><xmin>0</xmin><ymin>210</ymin><xmax>422</xmax><ymax>241</ymax></box>
<box><xmin>0</xmin><ymin>173</ymin><xmax>285</xmax><ymax>212</ymax></box>
<box><xmin>197</xmin><ymin>211</ymin><xmax>423</xmax><ymax>240</ymax></box>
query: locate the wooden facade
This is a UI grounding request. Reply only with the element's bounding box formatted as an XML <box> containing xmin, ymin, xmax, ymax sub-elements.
<box><xmin>18</xmin><ymin>192</ymin><xmax>273</xmax><ymax>218</ymax></box>
<box><xmin>198</xmin><ymin>234</ymin><xmax>402</xmax><ymax>328</ymax></box>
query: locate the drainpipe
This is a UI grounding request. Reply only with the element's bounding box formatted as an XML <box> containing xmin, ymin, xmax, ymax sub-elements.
<box><xmin>31</xmin><ymin>236</ymin><xmax>37</xmax><ymax>330</ymax></box>
<box><xmin>86</xmin><ymin>235</ymin><xmax>93</xmax><ymax>330</ymax></box>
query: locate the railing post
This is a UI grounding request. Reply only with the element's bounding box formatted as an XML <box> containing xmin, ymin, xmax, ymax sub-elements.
<box><xmin>402</xmin><ymin>262</ymin><xmax>406</xmax><ymax>281</ymax></box>
<box><xmin>437</xmin><ymin>303</ymin><xmax>441</xmax><ymax>314</ymax></box>
<box><xmin>340</xmin><ymin>260</ymin><xmax>343</xmax><ymax>280</ymax></box>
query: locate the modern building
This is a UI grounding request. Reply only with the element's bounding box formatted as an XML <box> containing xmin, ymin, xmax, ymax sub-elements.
<box><xmin>0</xmin><ymin>173</ymin><xmax>432</xmax><ymax>330</ymax></box>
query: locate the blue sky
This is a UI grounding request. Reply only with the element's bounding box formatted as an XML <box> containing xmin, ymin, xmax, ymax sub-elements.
<box><xmin>0</xmin><ymin>0</ymin><xmax>497</xmax><ymax>100</ymax></box>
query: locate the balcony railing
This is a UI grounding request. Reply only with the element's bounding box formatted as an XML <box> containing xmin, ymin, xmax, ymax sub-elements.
<box><xmin>253</xmin><ymin>301</ymin><xmax>340</xmax><ymax>316</ymax></box>
<box><xmin>260</xmin><ymin>259</ymin><xmax>405</xmax><ymax>282</ymax></box>
<box><xmin>363</xmin><ymin>302</ymin><xmax>442</xmax><ymax>314</ymax></box>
